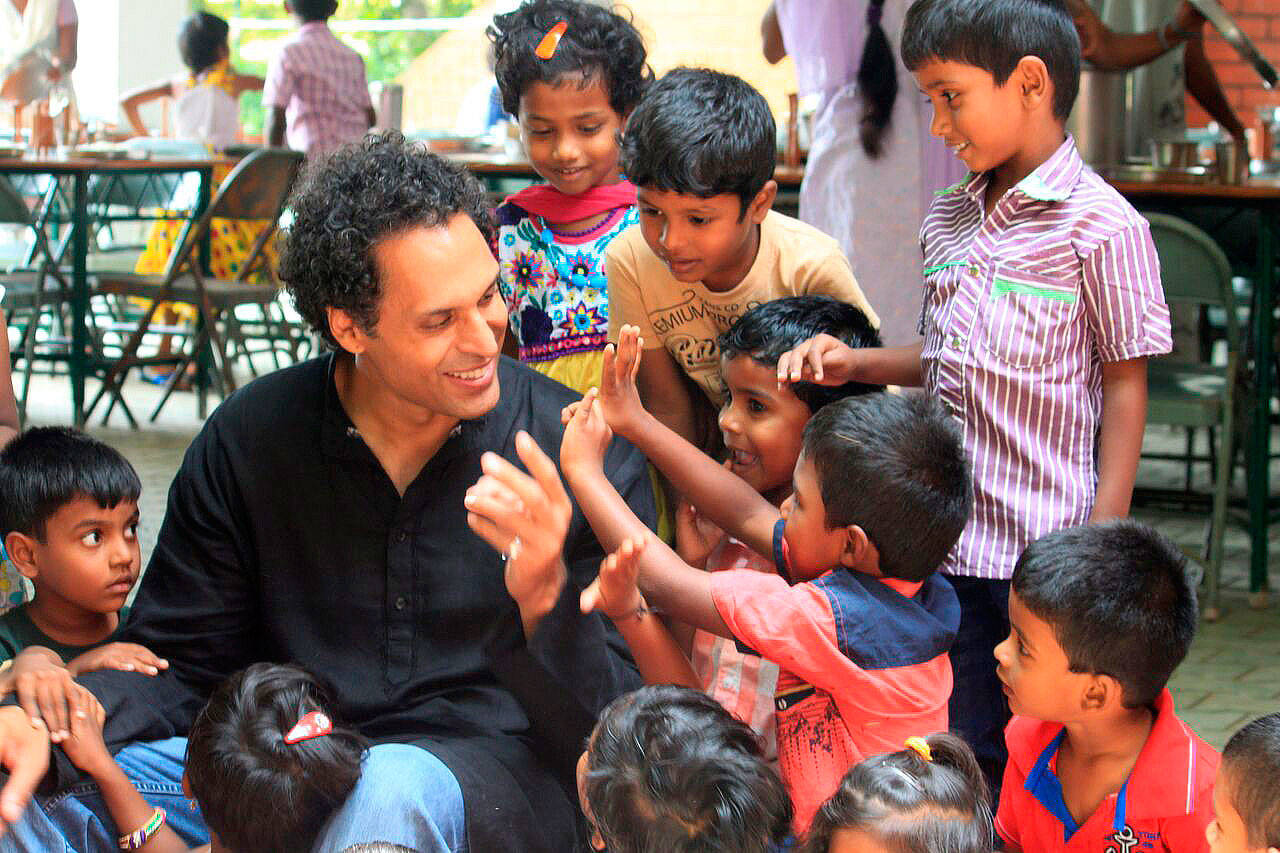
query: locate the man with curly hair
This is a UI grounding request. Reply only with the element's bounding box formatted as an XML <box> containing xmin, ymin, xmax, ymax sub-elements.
<box><xmin>0</xmin><ymin>133</ymin><xmax>656</xmax><ymax>853</ymax></box>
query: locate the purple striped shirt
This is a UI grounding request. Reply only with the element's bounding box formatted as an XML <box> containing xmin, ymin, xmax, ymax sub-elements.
<box><xmin>263</xmin><ymin>22</ymin><xmax>372</xmax><ymax>159</ymax></box>
<box><xmin>919</xmin><ymin>136</ymin><xmax>1171</xmax><ymax>580</ymax></box>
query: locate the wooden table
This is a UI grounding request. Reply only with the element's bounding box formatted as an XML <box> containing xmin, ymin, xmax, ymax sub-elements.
<box><xmin>1110</xmin><ymin>176</ymin><xmax>1280</xmax><ymax>601</ymax></box>
<box><xmin>0</xmin><ymin>156</ymin><xmax>217</xmax><ymax>426</ymax></box>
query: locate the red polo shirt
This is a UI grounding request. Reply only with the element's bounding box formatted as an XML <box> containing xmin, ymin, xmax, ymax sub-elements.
<box><xmin>995</xmin><ymin>689</ymin><xmax>1218</xmax><ymax>852</ymax></box>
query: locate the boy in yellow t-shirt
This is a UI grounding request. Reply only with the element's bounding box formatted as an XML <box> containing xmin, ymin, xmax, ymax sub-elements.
<box><xmin>606</xmin><ymin>68</ymin><xmax>878</xmax><ymax>449</ymax></box>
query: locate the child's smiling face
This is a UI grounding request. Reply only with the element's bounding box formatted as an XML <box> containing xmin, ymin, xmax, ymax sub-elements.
<box><xmin>1206</xmin><ymin>767</ymin><xmax>1275</xmax><ymax>853</ymax></box>
<box><xmin>912</xmin><ymin>58</ymin><xmax>1029</xmax><ymax>175</ymax></box>
<box><xmin>518</xmin><ymin>75</ymin><xmax>625</xmax><ymax>197</ymax></box>
<box><xmin>718</xmin><ymin>354</ymin><xmax>811</xmax><ymax>503</ymax></box>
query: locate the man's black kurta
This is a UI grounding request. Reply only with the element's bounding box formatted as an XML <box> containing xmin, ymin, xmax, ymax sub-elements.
<box><xmin>60</xmin><ymin>355</ymin><xmax>653</xmax><ymax>851</ymax></box>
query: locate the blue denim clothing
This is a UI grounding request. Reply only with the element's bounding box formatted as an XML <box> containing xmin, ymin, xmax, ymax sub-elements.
<box><xmin>0</xmin><ymin>739</ymin><xmax>466</xmax><ymax>853</ymax></box>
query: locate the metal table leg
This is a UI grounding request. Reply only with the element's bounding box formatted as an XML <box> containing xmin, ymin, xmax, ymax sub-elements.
<box><xmin>1248</xmin><ymin>205</ymin><xmax>1276</xmax><ymax>604</ymax></box>
<box><xmin>70</xmin><ymin>172</ymin><xmax>88</xmax><ymax>428</ymax></box>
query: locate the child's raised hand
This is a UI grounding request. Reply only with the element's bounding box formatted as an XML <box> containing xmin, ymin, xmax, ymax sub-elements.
<box><xmin>674</xmin><ymin>495</ymin><xmax>724</xmax><ymax>570</ymax></box>
<box><xmin>560</xmin><ymin>390</ymin><xmax>614</xmax><ymax>479</ymax></box>
<box><xmin>58</xmin><ymin>687</ymin><xmax>114</xmax><ymax>781</ymax></box>
<box><xmin>65</xmin><ymin>643</ymin><xmax>169</xmax><ymax>678</ymax></box>
<box><xmin>775</xmin><ymin>333</ymin><xmax>861</xmax><ymax>386</ymax></box>
<box><xmin>596</xmin><ymin>325</ymin><xmax>648</xmax><ymax>436</ymax></box>
<box><xmin>580</xmin><ymin>535</ymin><xmax>648</xmax><ymax>622</ymax></box>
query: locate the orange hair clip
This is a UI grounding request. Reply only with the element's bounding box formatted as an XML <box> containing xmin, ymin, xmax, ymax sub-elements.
<box><xmin>904</xmin><ymin>736</ymin><xmax>932</xmax><ymax>762</ymax></box>
<box><xmin>535</xmin><ymin>21</ymin><xmax>568</xmax><ymax>60</ymax></box>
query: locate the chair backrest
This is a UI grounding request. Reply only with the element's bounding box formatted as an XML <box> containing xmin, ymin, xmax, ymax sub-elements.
<box><xmin>1141</xmin><ymin>212</ymin><xmax>1239</xmax><ymax>354</ymax></box>
<box><xmin>0</xmin><ymin>177</ymin><xmax>33</xmax><ymax>228</ymax></box>
<box><xmin>162</xmin><ymin>148</ymin><xmax>305</xmax><ymax>282</ymax></box>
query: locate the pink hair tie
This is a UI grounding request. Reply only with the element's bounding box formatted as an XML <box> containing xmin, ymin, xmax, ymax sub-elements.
<box><xmin>284</xmin><ymin>711</ymin><xmax>333</xmax><ymax>744</ymax></box>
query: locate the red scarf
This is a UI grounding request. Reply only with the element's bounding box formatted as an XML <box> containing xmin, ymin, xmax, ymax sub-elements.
<box><xmin>504</xmin><ymin>180</ymin><xmax>636</xmax><ymax>222</ymax></box>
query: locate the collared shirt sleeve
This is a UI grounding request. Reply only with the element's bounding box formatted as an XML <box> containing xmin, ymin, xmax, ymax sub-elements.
<box><xmin>1080</xmin><ymin>219</ymin><xmax>1172</xmax><ymax>363</ymax></box>
<box><xmin>995</xmin><ymin>746</ymin><xmax>1027</xmax><ymax>848</ymax></box>
<box><xmin>262</xmin><ymin>46</ymin><xmax>294</xmax><ymax>109</ymax></box>
<box><xmin>605</xmin><ymin>234</ymin><xmax>657</xmax><ymax>346</ymax></box>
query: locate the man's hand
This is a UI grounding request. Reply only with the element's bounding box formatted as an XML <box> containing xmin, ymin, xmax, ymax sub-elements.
<box><xmin>5</xmin><ymin>649</ymin><xmax>78</xmax><ymax>744</ymax></box>
<box><xmin>580</xmin><ymin>536</ymin><xmax>648</xmax><ymax>621</ymax></box>
<box><xmin>775</xmin><ymin>333</ymin><xmax>861</xmax><ymax>386</ymax></box>
<box><xmin>560</xmin><ymin>390</ymin><xmax>614</xmax><ymax>481</ymax></box>
<box><xmin>465</xmin><ymin>431</ymin><xmax>573</xmax><ymax>637</ymax></box>
<box><xmin>66</xmin><ymin>643</ymin><xmax>168</xmax><ymax>678</ymax></box>
<box><xmin>1172</xmin><ymin>0</ymin><xmax>1207</xmax><ymax>35</ymax></box>
<box><xmin>0</xmin><ymin>704</ymin><xmax>50</xmax><ymax>834</ymax></box>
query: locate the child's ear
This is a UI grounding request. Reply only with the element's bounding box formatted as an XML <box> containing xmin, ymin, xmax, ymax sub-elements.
<box><xmin>181</xmin><ymin>772</ymin><xmax>194</xmax><ymax>800</ymax></box>
<box><xmin>1013</xmin><ymin>55</ymin><xmax>1053</xmax><ymax>113</ymax></box>
<box><xmin>838</xmin><ymin>524</ymin><xmax>878</xmax><ymax>572</ymax></box>
<box><xmin>1080</xmin><ymin>674</ymin><xmax>1115</xmax><ymax>712</ymax></box>
<box><xmin>3</xmin><ymin>532</ymin><xmax>39</xmax><ymax>581</ymax></box>
<box><xmin>747</xmin><ymin>180</ymin><xmax>778</xmax><ymax>225</ymax></box>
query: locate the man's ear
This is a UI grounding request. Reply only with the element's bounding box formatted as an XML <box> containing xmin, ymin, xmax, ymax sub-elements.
<box><xmin>4</xmin><ymin>531</ymin><xmax>39</xmax><ymax>581</ymax></box>
<box><xmin>747</xmin><ymin>180</ymin><xmax>778</xmax><ymax>225</ymax></box>
<box><xmin>326</xmin><ymin>307</ymin><xmax>368</xmax><ymax>356</ymax></box>
<box><xmin>1014</xmin><ymin>55</ymin><xmax>1053</xmax><ymax>113</ymax></box>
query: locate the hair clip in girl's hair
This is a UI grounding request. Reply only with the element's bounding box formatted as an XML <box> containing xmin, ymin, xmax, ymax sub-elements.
<box><xmin>284</xmin><ymin>711</ymin><xmax>333</xmax><ymax>744</ymax></box>
<box><xmin>535</xmin><ymin>21</ymin><xmax>568</xmax><ymax>60</ymax></box>
<box><xmin>904</xmin><ymin>736</ymin><xmax>932</xmax><ymax>762</ymax></box>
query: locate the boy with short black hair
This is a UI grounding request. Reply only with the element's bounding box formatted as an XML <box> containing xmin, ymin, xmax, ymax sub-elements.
<box><xmin>775</xmin><ymin>0</ymin><xmax>1172</xmax><ymax>794</ymax></box>
<box><xmin>994</xmin><ymin>520</ymin><xmax>1216</xmax><ymax>851</ymax></box>
<box><xmin>264</xmin><ymin>0</ymin><xmax>375</xmax><ymax>159</ymax></box>
<box><xmin>606</xmin><ymin>68</ymin><xmax>879</xmax><ymax>449</ymax></box>
<box><xmin>0</xmin><ymin>427</ymin><xmax>165</xmax><ymax>676</ymax></box>
<box><xmin>549</xmin><ymin>329</ymin><xmax>970</xmax><ymax>830</ymax></box>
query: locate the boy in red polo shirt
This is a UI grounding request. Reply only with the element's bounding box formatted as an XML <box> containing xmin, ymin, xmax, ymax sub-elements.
<box><xmin>993</xmin><ymin>521</ymin><xmax>1217</xmax><ymax>852</ymax></box>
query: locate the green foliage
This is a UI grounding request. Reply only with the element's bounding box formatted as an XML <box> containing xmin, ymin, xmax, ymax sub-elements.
<box><xmin>196</xmin><ymin>0</ymin><xmax>475</xmax><ymax>134</ymax></box>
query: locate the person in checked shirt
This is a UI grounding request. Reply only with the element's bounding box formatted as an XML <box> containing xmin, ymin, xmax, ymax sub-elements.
<box><xmin>775</xmin><ymin>0</ymin><xmax>1172</xmax><ymax>800</ymax></box>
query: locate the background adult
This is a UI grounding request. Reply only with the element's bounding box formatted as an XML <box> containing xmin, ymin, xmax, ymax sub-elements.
<box><xmin>0</xmin><ymin>0</ymin><xmax>76</xmax><ymax>105</ymax></box>
<box><xmin>762</xmin><ymin>0</ymin><xmax>967</xmax><ymax>346</ymax></box>
<box><xmin>0</xmin><ymin>134</ymin><xmax>655</xmax><ymax>853</ymax></box>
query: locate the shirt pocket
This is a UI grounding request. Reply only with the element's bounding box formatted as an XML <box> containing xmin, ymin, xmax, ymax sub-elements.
<box><xmin>920</xmin><ymin>260</ymin><xmax>965</xmax><ymax>360</ymax></box>
<box><xmin>979</xmin><ymin>263</ymin><xmax>1080</xmax><ymax>369</ymax></box>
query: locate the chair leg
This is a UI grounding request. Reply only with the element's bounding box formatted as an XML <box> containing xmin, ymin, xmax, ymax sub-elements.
<box><xmin>1183</xmin><ymin>428</ymin><xmax>1195</xmax><ymax>492</ymax></box>
<box><xmin>1204</xmin><ymin>406</ymin><xmax>1234</xmax><ymax>622</ymax></box>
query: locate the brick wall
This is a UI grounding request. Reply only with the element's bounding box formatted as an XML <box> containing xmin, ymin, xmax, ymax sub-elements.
<box><xmin>1184</xmin><ymin>0</ymin><xmax>1280</xmax><ymax>149</ymax></box>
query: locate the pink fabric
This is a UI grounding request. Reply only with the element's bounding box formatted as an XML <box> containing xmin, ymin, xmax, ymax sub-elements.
<box><xmin>263</xmin><ymin>22</ymin><xmax>371</xmax><ymax>159</ymax></box>
<box><xmin>690</xmin><ymin>538</ymin><xmax>780</xmax><ymax>762</ymax></box>
<box><xmin>920</xmin><ymin>136</ymin><xmax>1172</xmax><ymax>580</ymax></box>
<box><xmin>57</xmin><ymin>0</ymin><xmax>74</xmax><ymax>26</ymax></box>
<box><xmin>503</xmin><ymin>180</ymin><xmax>636</xmax><ymax>223</ymax></box>
<box><xmin>710</xmin><ymin>569</ymin><xmax>952</xmax><ymax>831</ymax></box>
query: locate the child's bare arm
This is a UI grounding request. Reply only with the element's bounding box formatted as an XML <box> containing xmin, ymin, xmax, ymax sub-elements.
<box><xmin>558</xmin><ymin>400</ymin><xmax>733</xmax><ymax>638</ymax></box>
<box><xmin>775</xmin><ymin>334</ymin><xmax>924</xmax><ymax>388</ymax></box>
<box><xmin>118</xmin><ymin>80</ymin><xmax>175</xmax><ymax>138</ymax></box>
<box><xmin>633</xmin><ymin>344</ymin><xmax>703</xmax><ymax>448</ymax></box>
<box><xmin>61</xmin><ymin>693</ymin><xmax>188</xmax><ymax>853</ymax></box>
<box><xmin>0</xmin><ymin>310</ymin><xmax>18</xmax><ymax>448</ymax></box>
<box><xmin>1090</xmin><ymin>357</ymin><xmax>1148</xmax><ymax>520</ymax></box>
<box><xmin>1</xmin><ymin>647</ymin><xmax>76</xmax><ymax>743</ymax></box>
<box><xmin>582</xmin><ymin>329</ymin><xmax>780</xmax><ymax>557</ymax></box>
<box><xmin>581</xmin><ymin>537</ymin><xmax>699</xmax><ymax>688</ymax></box>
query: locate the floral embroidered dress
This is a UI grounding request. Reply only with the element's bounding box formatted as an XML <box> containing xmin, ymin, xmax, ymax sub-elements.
<box><xmin>495</xmin><ymin>181</ymin><xmax>637</xmax><ymax>394</ymax></box>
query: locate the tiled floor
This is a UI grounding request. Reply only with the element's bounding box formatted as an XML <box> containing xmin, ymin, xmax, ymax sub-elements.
<box><xmin>17</xmin><ymin>365</ymin><xmax>1280</xmax><ymax>750</ymax></box>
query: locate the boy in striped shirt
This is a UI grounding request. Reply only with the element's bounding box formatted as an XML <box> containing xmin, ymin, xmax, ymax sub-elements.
<box><xmin>775</xmin><ymin>0</ymin><xmax>1172</xmax><ymax>797</ymax></box>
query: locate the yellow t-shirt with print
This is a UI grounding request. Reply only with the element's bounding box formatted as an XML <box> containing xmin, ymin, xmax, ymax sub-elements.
<box><xmin>606</xmin><ymin>210</ymin><xmax>879</xmax><ymax>404</ymax></box>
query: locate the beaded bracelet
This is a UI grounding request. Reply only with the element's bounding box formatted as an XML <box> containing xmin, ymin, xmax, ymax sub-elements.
<box><xmin>118</xmin><ymin>807</ymin><xmax>166</xmax><ymax>850</ymax></box>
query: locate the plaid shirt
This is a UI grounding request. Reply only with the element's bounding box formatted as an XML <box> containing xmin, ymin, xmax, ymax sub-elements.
<box><xmin>919</xmin><ymin>136</ymin><xmax>1172</xmax><ymax>580</ymax></box>
<box><xmin>263</xmin><ymin>22</ymin><xmax>371</xmax><ymax>159</ymax></box>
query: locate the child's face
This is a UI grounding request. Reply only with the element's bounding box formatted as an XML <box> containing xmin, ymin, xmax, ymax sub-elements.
<box><xmin>829</xmin><ymin>828</ymin><xmax>895</xmax><ymax>853</ymax></box>
<box><xmin>636</xmin><ymin>186</ymin><xmax>770</xmax><ymax>291</ymax></box>
<box><xmin>518</xmin><ymin>76</ymin><xmax>625</xmax><ymax>197</ymax></box>
<box><xmin>912</xmin><ymin>59</ymin><xmax>1029</xmax><ymax>176</ymax></box>
<box><xmin>719</xmin><ymin>354</ymin><xmax>810</xmax><ymax>502</ymax></box>
<box><xmin>1206</xmin><ymin>768</ymin><xmax>1272</xmax><ymax>853</ymax></box>
<box><xmin>778</xmin><ymin>453</ymin><xmax>847</xmax><ymax>582</ymax></box>
<box><xmin>994</xmin><ymin>590</ymin><xmax>1090</xmax><ymax>721</ymax></box>
<box><xmin>24</xmin><ymin>496</ymin><xmax>141</xmax><ymax>616</ymax></box>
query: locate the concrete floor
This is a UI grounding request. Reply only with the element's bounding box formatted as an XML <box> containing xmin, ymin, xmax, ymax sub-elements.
<box><xmin>15</xmin><ymin>362</ymin><xmax>1280</xmax><ymax>750</ymax></box>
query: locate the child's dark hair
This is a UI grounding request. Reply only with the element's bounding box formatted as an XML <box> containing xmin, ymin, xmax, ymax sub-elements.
<box><xmin>185</xmin><ymin>663</ymin><xmax>368</xmax><ymax>853</ymax></box>
<box><xmin>291</xmin><ymin>0</ymin><xmax>338</xmax><ymax>24</ymax></box>
<box><xmin>856</xmin><ymin>0</ymin><xmax>899</xmax><ymax>157</ymax></box>
<box><xmin>0</xmin><ymin>427</ymin><xmax>140</xmax><ymax>541</ymax></box>
<box><xmin>177</xmin><ymin>12</ymin><xmax>229</xmax><ymax>76</ymax></box>
<box><xmin>801</xmin><ymin>393</ymin><xmax>969</xmax><ymax>582</ymax></box>
<box><xmin>583</xmin><ymin>685</ymin><xmax>792</xmax><ymax>853</ymax></box>
<box><xmin>340</xmin><ymin>846</ymin><xmax>416</xmax><ymax>853</ymax></box>
<box><xmin>718</xmin><ymin>296</ymin><xmax>884</xmax><ymax>413</ymax></box>
<box><xmin>1221</xmin><ymin>713</ymin><xmax>1280</xmax><ymax>850</ymax></box>
<box><xmin>488</xmin><ymin>0</ymin><xmax>652</xmax><ymax>118</ymax></box>
<box><xmin>801</xmin><ymin>733</ymin><xmax>993</xmax><ymax>853</ymax></box>
<box><xmin>621</xmin><ymin>68</ymin><xmax>776</xmax><ymax>216</ymax></box>
<box><xmin>1011</xmin><ymin>520</ymin><xmax>1196</xmax><ymax>708</ymax></box>
<box><xmin>900</xmin><ymin>0</ymin><xmax>1081</xmax><ymax>121</ymax></box>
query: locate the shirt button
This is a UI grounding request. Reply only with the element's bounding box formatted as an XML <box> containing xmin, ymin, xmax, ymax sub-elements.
<box><xmin>950</xmin><ymin>334</ymin><xmax>965</xmax><ymax>349</ymax></box>
<box><xmin>397</xmin><ymin>532</ymin><xmax>407</xmax><ymax>543</ymax></box>
<box><xmin>968</xmin><ymin>264</ymin><xmax>980</xmax><ymax>276</ymax></box>
<box><xmin>395</xmin><ymin>596</ymin><xmax>407</xmax><ymax>611</ymax></box>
